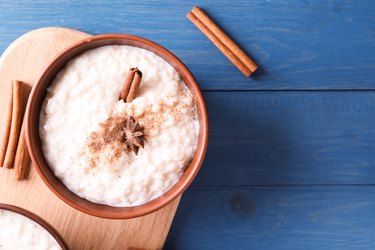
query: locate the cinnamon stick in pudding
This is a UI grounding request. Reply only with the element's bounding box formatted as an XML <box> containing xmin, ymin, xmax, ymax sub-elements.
<box><xmin>187</xmin><ymin>6</ymin><xmax>258</xmax><ymax>77</ymax></box>
<box><xmin>119</xmin><ymin>67</ymin><xmax>142</xmax><ymax>103</ymax></box>
<box><xmin>0</xmin><ymin>87</ymin><xmax>13</xmax><ymax>167</ymax></box>
<box><xmin>126</xmin><ymin>69</ymin><xmax>142</xmax><ymax>103</ymax></box>
<box><xmin>3</xmin><ymin>80</ymin><xmax>24</xmax><ymax>169</ymax></box>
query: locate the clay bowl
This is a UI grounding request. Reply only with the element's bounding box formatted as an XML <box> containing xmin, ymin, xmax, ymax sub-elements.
<box><xmin>0</xmin><ymin>203</ymin><xmax>68</xmax><ymax>249</ymax></box>
<box><xmin>26</xmin><ymin>34</ymin><xmax>209</xmax><ymax>219</ymax></box>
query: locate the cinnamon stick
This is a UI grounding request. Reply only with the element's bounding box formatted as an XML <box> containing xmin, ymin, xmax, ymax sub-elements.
<box><xmin>0</xmin><ymin>87</ymin><xmax>13</xmax><ymax>167</ymax></box>
<box><xmin>187</xmin><ymin>6</ymin><xmax>258</xmax><ymax>77</ymax></box>
<box><xmin>14</xmin><ymin>119</ymin><xmax>31</xmax><ymax>180</ymax></box>
<box><xmin>119</xmin><ymin>68</ymin><xmax>142</xmax><ymax>103</ymax></box>
<box><xmin>3</xmin><ymin>80</ymin><xmax>23</xmax><ymax>169</ymax></box>
<box><xmin>126</xmin><ymin>70</ymin><xmax>142</xmax><ymax>103</ymax></box>
<box><xmin>120</xmin><ymin>68</ymin><xmax>137</xmax><ymax>101</ymax></box>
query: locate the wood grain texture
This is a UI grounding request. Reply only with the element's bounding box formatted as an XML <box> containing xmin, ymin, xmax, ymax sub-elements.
<box><xmin>1</xmin><ymin>0</ymin><xmax>375</xmax><ymax>90</ymax></box>
<box><xmin>0</xmin><ymin>27</ymin><xmax>180</xmax><ymax>250</ymax></box>
<box><xmin>193</xmin><ymin>91</ymin><xmax>375</xmax><ymax>185</ymax></box>
<box><xmin>166</xmin><ymin>186</ymin><xmax>375</xmax><ymax>249</ymax></box>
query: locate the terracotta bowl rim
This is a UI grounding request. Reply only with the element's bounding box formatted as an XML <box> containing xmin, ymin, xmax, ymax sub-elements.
<box><xmin>0</xmin><ymin>203</ymin><xmax>69</xmax><ymax>249</ymax></box>
<box><xmin>26</xmin><ymin>34</ymin><xmax>209</xmax><ymax>219</ymax></box>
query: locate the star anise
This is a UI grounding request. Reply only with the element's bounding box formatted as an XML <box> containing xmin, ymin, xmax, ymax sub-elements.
<box><xmin>122</xmin><ymin>116</ymin><xmax>144</xmax><ymax>154</ymax></box>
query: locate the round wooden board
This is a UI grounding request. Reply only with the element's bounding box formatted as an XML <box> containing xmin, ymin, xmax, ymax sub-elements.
<box><xmin>0</xmin><ymin>27</ymin><xmax>180</xmax><ymax>250</ymax></box>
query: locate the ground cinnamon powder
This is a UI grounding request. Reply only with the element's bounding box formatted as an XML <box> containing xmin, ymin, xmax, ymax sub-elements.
<box><xmin>85</xmin><ymin>89</ymin><xmax>194</xmax><ymax>170</ymax></box>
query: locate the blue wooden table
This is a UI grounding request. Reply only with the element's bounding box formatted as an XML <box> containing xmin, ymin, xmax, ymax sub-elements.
<box><xmin>1</xmin><ymin>0</ymin><xmax>375</xmax><ymax>249</ymax></box>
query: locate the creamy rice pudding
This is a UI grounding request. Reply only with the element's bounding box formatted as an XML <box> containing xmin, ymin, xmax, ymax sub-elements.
<box><xmin>40</xmin><ymin>45</ymin><xmax>199</xmax><ymax>207</ymax></box>
<box><xmin>0</xmin><ymin>209</ymin><xmax>61</xmax><ymax>250</ymax></box>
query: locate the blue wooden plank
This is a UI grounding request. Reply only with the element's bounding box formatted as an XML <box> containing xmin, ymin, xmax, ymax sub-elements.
<box><xmin>165</xmin><ymin>186</ymin><xmax>375</xmax><ymax>249</ymax></box>
<box><xmin>0</xmin><ymin>0</ymin><xmax>375</xmax><ymax>90</ymax></box>
<box><xmin>194</xmin><ymin>91</ymin><xmax>375</xmax><ymax>185</ymax></box>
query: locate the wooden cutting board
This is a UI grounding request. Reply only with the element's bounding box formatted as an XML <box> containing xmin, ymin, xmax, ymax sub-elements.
<box><xmin>0</xmin><ymin>27</ymin><xmax>180</xmax><ymax>250</ymax></box>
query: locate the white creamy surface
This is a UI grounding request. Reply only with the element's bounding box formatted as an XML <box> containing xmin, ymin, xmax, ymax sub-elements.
<box><xmin>40</xmin><ymin>45</ymin><xmax>199</xmax><ymax>206</ymax></box>
<box><xmin>0</xmin><ymin>209</ymin><xmax>61</xmax><ymax>250</ymax></box>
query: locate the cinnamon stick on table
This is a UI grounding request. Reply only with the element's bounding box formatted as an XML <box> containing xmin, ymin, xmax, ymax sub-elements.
<box><xmin>3</xmin><ymin>80</ymin><xmax>24</xmax><ymax>169</ymax></box>
<box><xmin>0</xmin><ymin>87</ymin><xmax>13</xmax><ymax>167</ymax></box>
<box><xmin>187</xmin><ymin>6</ymin><xmax>258</xmax><ymax>77</ymax></box>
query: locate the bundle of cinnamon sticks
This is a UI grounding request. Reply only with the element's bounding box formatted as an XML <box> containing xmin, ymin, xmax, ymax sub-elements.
<box><xmin>0</xmin><ymin>80</ymin><xmax>30</xmax><ymax>180</ymax></box>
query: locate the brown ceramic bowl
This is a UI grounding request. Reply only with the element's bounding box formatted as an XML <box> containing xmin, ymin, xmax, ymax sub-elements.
<box><xmin>26</xmin><ymin>34</ymin><xmax>209</xmax><ymax>219</ymax></box>
<box><xmin>0</xmin><ymin>204</ymin><xmax>68</xmax><ymax>249</ymax></box>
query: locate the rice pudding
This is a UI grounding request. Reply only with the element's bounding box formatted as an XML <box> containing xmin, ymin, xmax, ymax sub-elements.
<box><xmin>0</xmin><ymin>209</ymin><xmax>61</xmax><ymax>250</ymax></box>
<box><xmin>40</xmin><ymin>45</ymin><xmax>199</xmax><ymax>207</ymax></box>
